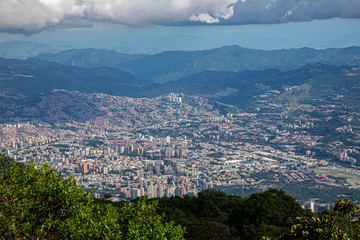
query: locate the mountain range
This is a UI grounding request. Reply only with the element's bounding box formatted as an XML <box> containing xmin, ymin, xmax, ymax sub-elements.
<box><xmin>0</xmin><ymin>57</ymin><xmax>141</xmax><ymax>97</ymax></box>
<box><xmin>34</xmin><ymin>45</ymin><xmax>360</xmax><ymax>83</ymax></box>
<box><xmin>1</xmin><ymin>43</ymin><xmax>360</xmax><ymax>116</ymax></box>
<box><xmin>0</xmin><ymin>41</ymin><xmax>64</xmax><ymax>60</ymax></box>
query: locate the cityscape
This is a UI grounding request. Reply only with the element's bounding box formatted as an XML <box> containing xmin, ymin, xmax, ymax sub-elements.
<box><xmin>2</xmin><ymin>0</ymin><xmax>360</xmax><ymax>238</ymax></box>
<box><xmin>2</xmin><ymin>91</ymin><xmax>359</xmax><ymax>206</ymax></box>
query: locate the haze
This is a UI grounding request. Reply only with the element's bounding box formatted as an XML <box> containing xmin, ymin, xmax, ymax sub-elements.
<box><xmin>0</xmin><ymin>0</ymin><xmax>359</xmax><ymax>53</ymax></box>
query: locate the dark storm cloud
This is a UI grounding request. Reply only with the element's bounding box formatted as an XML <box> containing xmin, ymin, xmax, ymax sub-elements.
<box><xmin>225</xmin><ymin>0</ymin><xmax>360</xmax><ymax>24</ymax></box>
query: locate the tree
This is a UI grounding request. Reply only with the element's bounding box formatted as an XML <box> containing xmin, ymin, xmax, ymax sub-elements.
<box><xmin>186</xmin><ymin>220</ymin><xmax>231</xmax><ymax>240</ymax></box>
<box><xmin>229</xmin><ymin>189</ymin><xmax>308</xmax><ymax>239</ymax></box>
<box><xmin>333</xmin><ymin>200</ymin><xmax>360</xmax><ymax>239</ymax></box>
<box><xmin>0</xmin><ymin>154</ymin><xmax>184</xmax><ymax>239</ymax></box>
<box><xmin>334</xmin><ymin>200</ymin><xmax>360</xmax><ymax>220</ymax></box>
<box><xmin>196</xmin><ymin>189</ymin><xmax>229</xmax><ymax>218</ymax></box>
<box><xmin>279</xmin><ymin>215</ymin><xmax>351</xmax><ymax>240</ymax></box>
<box><xmin>118</xmin><ymin>197</ymin><xmax>184</xmax><ymax>240</ymax></box>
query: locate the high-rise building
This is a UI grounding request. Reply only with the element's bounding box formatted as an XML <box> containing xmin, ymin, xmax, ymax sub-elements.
<box><xmin>175</xmin><ymin>187</ymin><xmax>183</xmax><ymax>197</ymax></box>
<box><xmin>130</xmin><ymin>188</ymin><xmax>139</xmax><ymax>199</ymax></box>
<box><xmin>158</xmin><ymin>184</ymin><xmax>165</xmax><ymax>198</ymax></box>
<box><xmin>79</xmin><ymin>162</ymin><xmax>90</xmax><ymax>174</ymax></box>
<box><xmin>119</xmin><ymin>145</ymin><xmax>125</xmax><ymax>154</ymax></box>
<box><xmin>102</xmin><ymin>166</ymin><xmax>108</xmax><ymax>174</ymax></box>
<box><xmin>139</xmin><ymin>187</ymin><xmax>145</xmax><ymax>197</ymax></box>
<box><xmin>146</xmin><ymin>185</ymin><xmax>155</xmax><ymax>198</ymax></box>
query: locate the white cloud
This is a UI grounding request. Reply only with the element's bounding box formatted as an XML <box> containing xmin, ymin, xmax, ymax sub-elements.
<box><xmin>190</xmin><ymin>14</ymin><xmax>220</xmax><ymax>23</ymax></box>
<box><xmin>2</xmin><ymin>0</ymin><xmax>360</xmax><ymax>34</ymax></box>
<box><xmin>0</xmin><ymin>0</ymin><xmax>237</xmax><ymax>34</ymax></box>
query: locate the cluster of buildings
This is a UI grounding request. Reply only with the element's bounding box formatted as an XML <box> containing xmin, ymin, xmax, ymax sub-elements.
<box><xmin>1</xmin><ymin>92</ymin><xmax>359</xmax><ymax>204</ymax></box>
<box><xmin>165</xmin><ymin>93</ymin><xmax>182</xmax><ymax>103</ymax></box>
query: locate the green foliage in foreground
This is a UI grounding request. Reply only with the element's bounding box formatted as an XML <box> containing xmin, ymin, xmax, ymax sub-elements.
<box><xmin>278</xmin><ymin>199</ymin><xmax>360</xmax><ymax>240</ymax></box>
<box><xmin>151</xmin><ymin>189</ymin><xmax>360</xmax><ymax>240</ymax></box>
<box><xmin>280</xmin><ymin>215</ymin><xmax>351</xmax><ymax>240</ymax></box>
<box><xmin>1</xmin><ymin>152</ymin><xmax>360</xmax><ymax>240</ymax></box>
<box><xmin>152</xmin><ymin>189</ymin><xmax>310</xmax><ymax>240</ymax></box>
<box><xmin>0</xmin><ymin>154</ymin><xmax>184</xmax><ymax>240</ymax></box>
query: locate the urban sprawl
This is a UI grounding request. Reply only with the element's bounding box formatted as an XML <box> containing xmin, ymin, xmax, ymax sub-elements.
<box><xmin>1</xmin><ymin>91</ymin><xmax>360</xmax><ymax>205</ymax></box>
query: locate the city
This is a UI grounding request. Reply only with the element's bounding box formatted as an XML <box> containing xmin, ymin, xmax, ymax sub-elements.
<box><xmin>2</xmin><ymin>91</ymin><xmax>359</xmax><ymax>205</ymax></box>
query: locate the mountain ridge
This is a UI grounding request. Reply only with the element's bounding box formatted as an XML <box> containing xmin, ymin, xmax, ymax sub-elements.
<box><xmin>34</xmin><ymin>45</ymin><xmax>360</xmax><ymax>83</ymax></box>
<box><xmin>0</xmin><ymin>57</ymin><xmax>142</xmax><ymax>97</ymax></box>
<box><xmin>1</xmin><ymin>59</ymin><xmax>359</xmax><ymax>120</ymax></box>
<box><xmin>0</xmin><ymin>40</ymin><xmax>64</xmax><ymax>60</ymax></box>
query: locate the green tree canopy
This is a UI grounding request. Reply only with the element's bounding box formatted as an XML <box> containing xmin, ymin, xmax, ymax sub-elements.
<box><xmin>0</xmin><ymin>154</ymin><xmax>184</xmax><ymax>239</ymax></box>
<box><xmin>280</xmin><ymin>215</ymin><xmax>351</xmax><ymax>240</ymax></box>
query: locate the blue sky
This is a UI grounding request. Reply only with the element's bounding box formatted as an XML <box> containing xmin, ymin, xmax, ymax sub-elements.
<box><xmin>0</xmin><ymin>1</ymin><xmax>359</xmax><ymax>53</ymax></box>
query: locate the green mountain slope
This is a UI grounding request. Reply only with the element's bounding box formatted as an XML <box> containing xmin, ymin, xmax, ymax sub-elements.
<box><xmin>35</xmin><ymin>48</ymin><xmax>146</xmax><ymax>68</ymax></box>
<box><xmin>134</xmin><ymin>63</ymin><xmax>360</xmax><ymax>111</ymax></box>
<box><xmin>0</xmin><ymin>57</ymin><xmax>141</xmax><ymax>97</ymax></box>
<box><xmin>34</xmin><ymin>45</ymin><xmax>360</xmax><ymax>83</ymax></box>
<box><xmin>1</xmin><ymin>57</ymin><xmax>359</xmax><ymax>114</ymax></box>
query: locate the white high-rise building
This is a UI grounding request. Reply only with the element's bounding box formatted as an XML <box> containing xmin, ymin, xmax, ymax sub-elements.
<box><xmin>130</xmin><ymin>188</ymin><xmax>139</xmax><ymax>199</ymax></box>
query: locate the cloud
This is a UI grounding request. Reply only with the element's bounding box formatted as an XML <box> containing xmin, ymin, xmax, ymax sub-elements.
<box><xmin>0</xmin><ymin>0</ymin><xmax>237</xmax><ymax>34</ymax></box>
<box><xmin>190</xmin><ymin>14</ymin><xmax>220</xmax><ymax>24</ymax></box>
<box><xmin>225</xmin><ymin>0</ymin><xmax>360</xmax><ymax>25</ymax></box>
<box><xmin>1</xmin><ymin>0</ymin><xmax>360</xmax><ymax>34</ymax></box>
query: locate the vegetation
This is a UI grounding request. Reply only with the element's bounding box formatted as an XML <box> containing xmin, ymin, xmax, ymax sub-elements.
<box><xmin>151</xmin><ymin>189</ymin><xmax>360</xmax><ymax>239</ymax></box>
<box><xmin>84</xmin><ymin>139</ymin><xmax>104</xmax><ymax>148</ymax></box>
<box><xmin>280</xmin><ymin>200</ymin><xmax>360</xmax><ymax>239</ymax></box>
<box><xmin>0</xmin><ymin>154</ymin><xmax>184</xmax><ymax>239</ymax></box>
<box><xmin>151</xmin><ymin>189</ymin><xmax>312</xmax><ymax>239</ymax></box>
<box><xmin>206</xmin><ymin>152</ymin><xmax>225</xmax><ymax>158</ymax></box>
<box><xmin>212</xmin><ymin>100</ymin><xmax>240</xmax><ymax>114</ymax></box>
<box><xmin>1</xmin><ymin>153</ymin><xmax>360</xmax><ymax>239</ymax></box>
<box><xmin>215</xmin><ymin>180</ymin><xmax>360</xmax><ymax>205</ymax></box>
<box><xmin>280</xmin><ymin>214</ymin><xmax>352</xmax><ymax>239</ymax></box>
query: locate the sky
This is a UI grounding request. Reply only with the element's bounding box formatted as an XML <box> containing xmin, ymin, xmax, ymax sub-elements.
<box><xmin>0</xmin><ymin>0</ymin><xmax>359</xmax><ymax>53</ymax></box>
